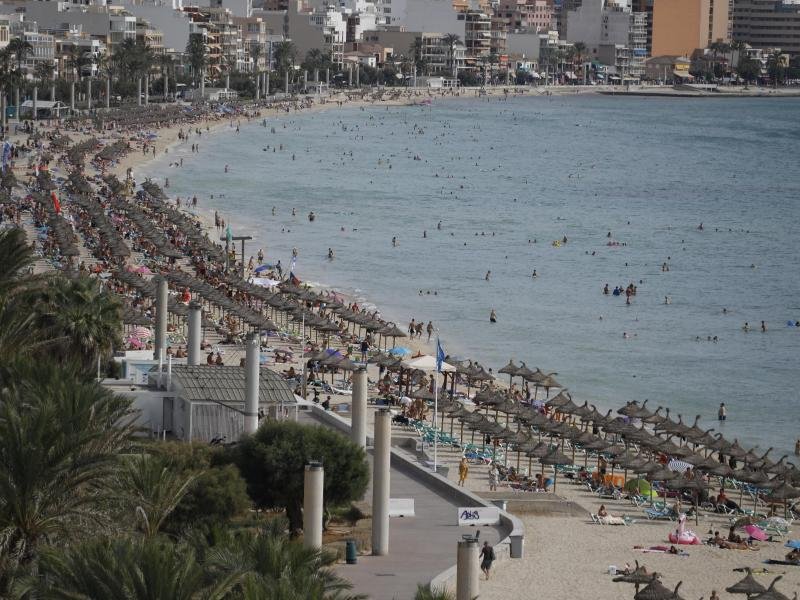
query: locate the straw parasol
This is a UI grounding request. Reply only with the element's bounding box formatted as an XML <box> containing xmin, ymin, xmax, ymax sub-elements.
<box><xmin>539</xmin><ymin>447</ymin><xmax>573</xmax><ymax>492</ymax></box>
<box><xmin>767</xmin><ymin>480</ymin><xmax>800</xmax><ymax>518</ymax></box>
<box><xmin>726</xmin><ymin>568</ymin><xmax>767</xmax><ymax>597</ymax></box>
<box><xmin>749</xmin><ymin>576</ymin><xmax>791</xmax><ymax>600</ymax></box>
<box><xmin>634</xmin><ymin>575</ymin><xmax>683</xmax><ymax>600</ymax></box>
<box><xmin>613</xmin><ymin>561</ymin><xmax>654</xmax><ymax>593</ymax></box>
<box><xmin>498</xmin><ymin>359</ymin><xmax>519</xmax><ymax>384</ymax></box>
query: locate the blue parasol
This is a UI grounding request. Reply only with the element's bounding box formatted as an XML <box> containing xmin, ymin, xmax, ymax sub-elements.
<box><xmin>254</xmin><ymin>264</ymin><xmax>275</xmax><ymax>273</ymax></box>
<box><xmin>785</xmin><ymin>540</ymin><xmax>800</xmax><ymax>549</ymax></box>
<box><xmin>388</xmin><ymin>346</ymin><xmax>411</xmax><ymax>357</ymax></box>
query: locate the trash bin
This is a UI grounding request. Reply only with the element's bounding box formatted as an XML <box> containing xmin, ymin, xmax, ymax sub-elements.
<box><xmin>345</xmin><ymin>539</ymin><xmax>358</xmax><ymax>564</ymax></box>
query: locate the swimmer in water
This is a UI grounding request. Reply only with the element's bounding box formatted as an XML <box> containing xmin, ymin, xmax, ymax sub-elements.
<box><xmin>485</xmin><ymin>270</ymin><xmax>491</xmax><ymax>281</ymax></box>
<box><xmin>328</xmin><ymin>248</ymin><xmax>334</xmax><ymax>260</ymax></box>
<box><xmin>743</xmin><ymin>322</ymin><xmax>750</xmax><ymax>332</ymax></box>
<box><xmin>532</xmin><ymin>270</ymin><xmax>538</xmax><ymax>278</ymax></box>
<box><xmin>490</xmin><ymin>309</ymin><xmax>497</xmax><ymax>323</ymax></box>
<box><xmin>224</xmin><ymin>165</ymin><xmax>229</xmax><ymax>173</ymax></box>
<box><xmin>392</xmin><ymin>236</ymin><xmax>397</xmax><ymax>247</ymax></box>
<box><xmin>664</xmin><ymin>296</ymin><xmax>671</xmax><ymax>305</ymax></box>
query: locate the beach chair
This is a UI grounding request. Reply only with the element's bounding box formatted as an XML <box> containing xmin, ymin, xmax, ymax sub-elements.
<box><xmin>644</xmin><ymin>506</ymin><xmax>676</xmax><ymax>521</ymax></box>
<box><xmin>590</xmin><ymin>513</ymin><xmax>602</xmax><ymax>524</ymax></box>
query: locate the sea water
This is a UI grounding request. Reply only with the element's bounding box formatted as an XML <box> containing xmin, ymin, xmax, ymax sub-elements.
<box><xmin>148</xmin><ymin>94</ymin><xmax>800</xmax><ymax>457</ymax></box>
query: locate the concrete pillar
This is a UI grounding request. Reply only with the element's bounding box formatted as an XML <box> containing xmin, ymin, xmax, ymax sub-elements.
<box><xmin>371</xmin><ymin>408</ymin><xmax>391</xmax><ymax>555</ymax></box>
<box><xmin>106</xmin><ymin>78</ymin><xmax>111</xmax><ymax>109</ymax></box>
<box><xmin>348</xmin><ymin>65</ymin><xmax>352</xmax><ymax>87</ymax></box>
<box><xmin>225</xmin><ymin>71</ymin><xmax>230</xmax><ymax>91</ymax></box>
<box><xmin>153</xmin><ymin>276</ymin><xmax>168</xmax><ymax>361</ymax></box>
<box><xmin>14</xmin><ymin>88</ymin><xmax>19</xmax><ymax>120</ymax></box>
<box><xmin>303</xmin><ymin>461</ymin><xmax>324</xmax><ymax>549</ymax></box>
<box><xmin>50</xmin><ymin>84</ymin><xmax>55</xmax><ymax>102</ymax></box>
<box><xmin>187</xmin><ymin>301</ymin><xmax>202</xmax><ymax>366</ymax></box>
<box><xmin>137</xmin><ymin>78</ymin><xmax>142</xmax><ymax>106</ymax></box>
<box><xmin>86</xmin><ymin>79</ymin><xmax>92</xmax><ymax>111</ymax></box>
<box><xmin>144</xmin><ymin>75</ymin><xmax>149</xmax><ymax>105</ymax></box>
<box><xmin>355</xmin><ymin>66</ymin><xmax>360</xmax><ymax>87</ymax></box>
<box><xmin>255</xmin><ymin>72</ymin><xmax>260</xmax><ymax>100</ymax></box>
<box><xmin>69</xmin><ymin>82</ymin><xmax>74</xmax><ymax>111</ymax></box>
<box><xmin>303</xmin><ymin>70</ymin><xmax>308</xmax><ymax>90</ymax></box>
<box><xmin>163</xmin><ymin>73</ymin><xmax>168</xmax><ymax>102</ymax></box>
<box><xmin>265</xmin><ymin>72</ymin><xmax>270</xmax><ymax>96</ymax></box>
<box><xmin>244</xmin><ymin>332</ymin><xmax>260</xmax><ymax>434</ymax></box>
<box><xmin>456</xmin><ymin>540</ymin><xmax>480</xmax><ymax>600</ymax></box>
<box><xmin>284</xmin><ymin>70</ymin><xmax>289</xmax><ymax>94</ymax></box>
<box><xmin>32</xmin><ymin>86</ymin><xmax>37</xmax><ymax>121</ymax></box>
<box><xmin>325</xmin><ymin>68</ymin><xmax>330</xmax><ymax>85</ymax></box>
<box><xmin>351</xmin><ymin>369</ymin><xmax>367</xmax><ymax>448</ymax></box>
<box><xmin>314</xmin><ymin>68</ymin><xmax>319</xmax><ymax>83</ymax></box>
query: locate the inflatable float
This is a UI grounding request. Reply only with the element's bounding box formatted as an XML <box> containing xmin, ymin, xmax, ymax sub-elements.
<box><xmin>668</xmin><ymin>514</ymin><xmax>701</xmax><ymax>545</ymax></box>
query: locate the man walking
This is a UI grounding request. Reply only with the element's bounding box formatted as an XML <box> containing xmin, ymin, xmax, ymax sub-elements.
<box><xmin>479</xmin><ymin>541</ymin><xmax>495</xmax><ymax>579</ymax></box>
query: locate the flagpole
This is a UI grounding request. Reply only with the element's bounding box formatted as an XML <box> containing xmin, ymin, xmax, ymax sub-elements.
<box><xmin>433</xmin><ymin>374</ymin><xmax>438</xmax><ymax>473</ymax></box>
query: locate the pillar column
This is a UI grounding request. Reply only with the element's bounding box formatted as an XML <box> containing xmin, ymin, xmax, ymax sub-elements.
<box><xmin>14</xmin><ymin>88</ymin><xmax>19</xmax><ymax>120</ymax></box>
<box><xmin>187</xmin><ymin>301</ymin><xmax>202</xmax><ymax>366</ymax></box>
<box><xmin>371</xmin><ymin>408</ymin><xmax>391</xmax><ymax>555</ymax></box>
<box><xmin>314</xmin><ymin>68</ymin><xmax>319</xmax><ymax>83</ymax></box>
<box><xmin>106</xmin><ymin>78</ymin><xmax>111</xmax><ymax>109</ymax></box>
<box><xmin>265</xmin><ymin>72</ymin><xmax>270</xmax><ymax>96</ymax></box>
<box><xmin>255</xmin><ymin>72</ymin><xmax>260</xmax><ymax>100</ymax></box>
<box><xmin>86</xmin><ymin>78</ymin><xmax>92</xmax><ymax>111</ymax></box>
<box><xmin>355</xmin><ymin>66</ymin><xmax>360</xmax><ymax>87</ymax></box>
<box><xmin>303</xmin><ymin>461</ymin><xmax>324</xmax><ymax>549</ymax></box>
<box><xmin>137</xmin><ymin>78</ymin><xmax>142</xmax><ymax>106</ymax></box>
<box><xmin>244</xmin><ymin>332</ymin><xmax>260</xmax><ymax>434</ymax></box>
<box><xmin>50</xmin><ymin>83</ymin><xmax>55</xmax><ymax>102</ymax></box>
<box><xmin>163</xmin><ymin>73</ymin><xmax>169</xmax><ymax>102</ymax></box>
<box><xmin>456</xmin><ymin>540</ymin><xmax>480</xmax><ymax>600</ymax></box>
<box><xmin>153</xmin><ymin>276</ymin><xmax>168</xmax><ymax>361</ymax></box>
<box><xmin>284</xmin><ymin>70</ymin><xmax>289</xmax><ymax>94</ymax></box>
<box><xmin>351</xmin><ymin>368</ymin><xmax>367</xmax><ymax>448</ymax></box>
<box><xmin>348</xmin><ymin>65</ymin><xmax>352</xmax><ymax>87</ymax></box>
<box><xmin>325</xmin><ymin>68</ymin><xmax>330</xmax><ymax>86</ymax></box>
<box><xmin>225</xmin><ymin>71</ymin><xmax>230</xmax><ymax>91</ymax></box>
<box><xmin>303</xmin><ymin>70</ymin><xmax>308</xmax><ymax>90</ymax></box>
<box><xmin>144</xmin><ymin>75</ymin><xmax>149</xmax><ymax>105</ymax></box>
<box><xmin>32</xmin><ymin>86</ymin><xmax>37</xmax><ymax>121</ymax></box>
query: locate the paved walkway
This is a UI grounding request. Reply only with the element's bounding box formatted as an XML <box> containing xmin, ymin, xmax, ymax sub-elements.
<box><xmin>300</xmin><ymin>412</ymin><xmax>503</xmax><ymax>600</ymax></box>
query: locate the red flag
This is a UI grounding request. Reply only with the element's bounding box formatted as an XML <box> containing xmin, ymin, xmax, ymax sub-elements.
<box><xmin>51</xmin><ymin>191</ymin><xmax>61</xmax><ymax>215</ymax></box>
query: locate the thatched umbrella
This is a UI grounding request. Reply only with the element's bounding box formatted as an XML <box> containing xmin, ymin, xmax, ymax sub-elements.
<box><xmin>613</xmin><ymin>561</ymin><xmax>656</xmax><ymax>593</ymax></box>
<box><xmin>767</xmin><ymin>480</ymin><xmax>800</xmax><ymax>518</ymax></box>
<box><xmin>749</xmin><ymin>576</ymin><xmax>791</xmax><ymax>600</ymax></box>
<box><xmin>667</xmin><ymin>476</ymin><xmax>708</xmax><ymax>525</ymax></box>
<box><xmin>634</xmin><ymin>576</ymin><xmax>683</xmax><ymax>600</ymax></box>
<box><xmin>646</xmin><ymin>465</ymin><xmax>678</xmax><ymax>504</ymax></box>
<box><xmin>539</xmin><ymin>447</ymin><xmax>573</xmax><ymax>493</ymax></box>
<box><xmin>726</xmin><ymin>567</ymin><xmax>767</xmax><ymax>597</ymax></box>
<box><xmin>498</xmin><ymin>359</ymin><xmax>519</xmax><ymax>385</ymax></box>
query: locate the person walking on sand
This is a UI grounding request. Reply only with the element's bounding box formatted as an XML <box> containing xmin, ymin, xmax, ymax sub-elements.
<box><xmin>479</xmin><ymin>541</ymin><xmax>495</xmax><ymax>579</ymax></box>
<box><xmin>426</xmin><ymin>321</ymin><xmax>433</xmax><ymax>342</ymax></box>
<box><xmin>489</xmin><ymin>464</ymin><xmax>498</xmax><ymax>491</ymax></box>
<box><xmin>458</xmin><ymin>457</ymin><xmax>469</xmax><ymax>487</ymax></box>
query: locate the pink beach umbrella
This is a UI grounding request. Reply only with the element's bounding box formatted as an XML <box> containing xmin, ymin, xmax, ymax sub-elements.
<box><xmin>125</xmin><ymin>336</ymin><xmax>144</xmax><ymax>350</ymax></box>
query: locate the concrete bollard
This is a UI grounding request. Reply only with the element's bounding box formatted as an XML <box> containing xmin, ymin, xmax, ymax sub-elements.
<box><xmin>371</xmin><ymin>408</ymin><xmax>391</xmax><ymax>555</ymax></box>
<box><xmin>303</xmin><ymin>461</ymin><xmax>324</xmax><ymax>549</ymax></box>
<box><xmin>456</xmin><ymin>540</ymin><xmax>480</xmax><ymax>600</ymax></box>
<box><xmin>351</xmin><ymin>368</ymin><xmax>367</xmax><ymax>448</ymax></box>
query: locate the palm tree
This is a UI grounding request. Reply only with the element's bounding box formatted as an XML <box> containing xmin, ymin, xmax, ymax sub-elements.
<box><xmin>572</xmin><ymin>41</ymin><xmax>587</xmax><ymax>82</ymax></box>
<box><xmin>442</xmin><ymin>34</ymin><xmax>461</xmax><ymax>79</ymax></box>
<box><xmin>273</xmin><ymin>40</ymin><xmax>296</xmax><ymax>84</ymax></box>
<box><xmin>0</xmin><ymin>359</ymin><xmax>136</xmax><ymax>569</ymax></box>
<box><xmin>414</xmin><ymin>584</ymin><xmax>456</xmax><ymax>600</ymax></box>
<box><xmin>36</xmin><ymin>275</ymin><xmax>122</xmax><ymax>373</ymax></box>
<box><xmin>7</xmin><ymin>38</ymin><xmax>31</xmax><ymax>110</ymax></box>
<box><xmin>767</xmin><ymin>50</ymin><xmax>786</xmax><ymax>86</ymax></box>
<box><xmin>114</xmin><ymin>454</ymin><xmax>197</xmax><ymax>539</ymax></box>
<box><xmin>158</xmin><ymin>53</ymin><xmax>174</xmax><ymax>100</ymax></box>
<box><xmin>409</xmin><ymin>38</ymin><xmax>428</xmax><ymax>76</ymax></box>
<box><xmin>186</xmin><ymin>34</ymin><xmax>207</xmax><ymax>90</ymax></box>
<box><xmin>205</xmin><ymin>518</ymin><xmax>365</xmax><ymax>600</ymax></box>
<box><xmin>23</xmin><ymin>536</ymin><xmax>239</xmax><ymax>600</ymax></box>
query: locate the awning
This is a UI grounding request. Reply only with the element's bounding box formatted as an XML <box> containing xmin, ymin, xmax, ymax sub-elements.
<box><xmin>673</xmin><ymin>70</ymin><xmax>693</xmax><ymax>79</ymax></box>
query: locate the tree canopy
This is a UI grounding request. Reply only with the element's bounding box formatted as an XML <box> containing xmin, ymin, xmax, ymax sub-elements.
<box><xmin>230</xmin><ymin>421</ymin><xmax>369</xmax><ymax>533</ymax></box>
